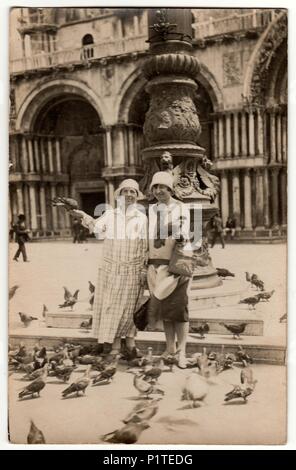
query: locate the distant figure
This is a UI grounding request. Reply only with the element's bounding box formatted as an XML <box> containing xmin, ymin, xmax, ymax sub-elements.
<box><xmin>208</xmin><ymin>212</ymin><xmax>225</xmax><ymax>249</ymax></box>
<box><xmin>72</xmin><ymin>218</ymin><xmax>83</xmax><ymax>243</ymax></box>
<box><xmin>13</xmin><ymin>214</ymin><xmax>30</xmax><ymax>262</ymax></box>
<box><xmin>9</xmin><ymin>221</ymin><xmax>17</xmax><ymax>242</ymax></box>
<box><xmin>224</xmin><ymin>216</ymin><xmax>236</xmax><ymax>240</ymax></box>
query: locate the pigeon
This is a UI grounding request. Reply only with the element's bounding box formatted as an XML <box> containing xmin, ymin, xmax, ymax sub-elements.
<box><xmin>50</xmin><ymin>196</ymin><xmax>78</xmax><ymax>211</ymax></box>
<box><xmin>62</xmin><ymin>365</ymin><xmax>91</xmax><ymax>397</ymax></box>
<box><xmin>220</xmin><ymin>322</ymin><xmax>248</xmax><ymax>339</ymax></box>
<box><xmin>251</xmin><ymin>273</ymin><xmax>259</xmax><ymax>282</ymax></box>
<box><xmin>80</xmin><ymin>317</ymin><xmax>92</xmax><ymax>329</ymax></box>
<box><xmin>92</xmin><ymin>355</ymin><xmax>120</xmax><ymax>385</ymax></box>
<box><xmin>162</xmin><ymin>352</ymin><xmax>179</xmax><ymax>372</ymax></box>
<box><xmin>53</xmin><ymin>365</ymin><xmax>75</xmax><ymax>383</ymax></box>
<box><xmin>141</xmin><ymin>359</ymin><xmax>164</xmax><ymax>384</ymax></box>
<box><xmin>279</xmin><ymin>313</ymin><xmax>287</xmax><ymax>323</ymax></box>
<box><xmin>240</xmin><ymin>366</ymin><xmax>256</xmax><ymax>386</ymax></box>
<box><xmin>122</xmin><ymin>398</ymin><xmax>161</xmax><ymax>424</ymax></box>
<box><xmin>212</xmin><ymin>345</ymin><xmax>235</xmax><ymax>374</ymax></box>
<box><xmin>251</xmin><ymin>278</ymin><xmax>264</xmax><ymax>291</ymax></box>
<box><xmin>245</xmin><ymin>272</ymin><xmax>252</xmax><ymax>283</ymax></box>
<box><xmin>42</xmin><ymin>304</ymin><xmax>48</xmax><ymax>319</ymax></box>
<box><xmin>24</xmin><ymin>365</ymin><xmax>47</xmax><ymax>381</ymax></box>
<box><xmin>88</xmin><ymin>281</ymin><xmax>95</xmax><ymax>310</ymax></box>
<box><xmin>239</xmin><ymin>296</ymin><xmax>260</xmax><ymax>310</ymax></box>
<box><xmin>216</xmin><ymin>268</ymin><xmax>235</xmax><ymax>279</ymax></box>
<box><xmin>9</xmin><ymin>285</ymin><xmax>19</xmax><ymax>300</ymax></box>
<box><xmin>254</xmin><ymin>290</ymin><xmax>275</xmax><ymax>302</ymax></box>
<box><xmin>19</xmin><ymin>365</ymin><xmax>48</xmax><ymax>399</ymax></box>
<box><xmin>27</xmin><ymin>420</ymin><xmax>46</xmax><ymax>444</ymax></box>
<box><xmin>101</xmin><ymin>421</ymin><xmax>150</xmax><ymax>444</ymax></box>
<box><xmin>133</xmin><ymin>373</ymin><xmax>165</xmax><ymax>398</ymax></box>
<box><xmin>59</xmin><ymin>287</ymin><xmax>79</xmax><ymax>310</ymax></box>
<box><xmin>224</xmin><ymin>381</ymin><xmax>257</xmax><ymax>403</ymax></box>
<box><xmin>236</xmin><ymin>346</ymin><xmax>253</xmax><ymax>367</ymax></box>
<box><xmin>190</xmin><ymin>323</ymin><xmax>210</xmax><ymax>339</ymax></box>
<box><xmin>181</xmin><ymin>371</ymin><xmax>209</xmax><ymax>408</ymax></box>
<box><xmin>18</xmin><ymin>312</ymin><xmax>38</xmax><ymax>327</ymax></box>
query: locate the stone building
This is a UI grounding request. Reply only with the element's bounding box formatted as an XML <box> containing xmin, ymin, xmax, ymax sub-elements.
<box><xmin>9</xmin><ymin>7</ymin><xmax>287</xmax><ymax>239</ymax></box>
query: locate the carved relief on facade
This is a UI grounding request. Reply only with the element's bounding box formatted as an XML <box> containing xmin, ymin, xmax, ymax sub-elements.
<box><xmin>101</xmin><ymin>64</ymin><xmax>115</xmax><ymax>96</ymax></box>
<box><xmin>223</xmin><ymin>51</ymin><xmax>242</xmax><ymax>87</ymax></box>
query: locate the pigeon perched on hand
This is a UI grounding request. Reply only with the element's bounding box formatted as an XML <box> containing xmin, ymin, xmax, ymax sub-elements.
<box><xmin>18</xmin><ymin>312</ymin><xmax>38</xmax><ymax>327</ymax></box>
<box><xmin>190</xmin><ymin>323</ymin><xmax>210</xmax><ymax>339</ymax></box>
<box><xmin>50</xmin><ymin>197</ymin><xmax>78</xmax><ymax>211</ymax></box>
<box><xmin>239</xmin><ymin>296</ymin><xmax>260</xmax><ymax>310</ymax></box>
<box><xmin>220</xmin><ymin>322</ymin><xmax>248</xmax><ymax>339</ymax></box>
<box><xmin>27</xmin><ymin>420</ymin><xmax>46</xmax><ymax>444</ymax></box>
<box><xmin>59</xmin><ymin>287</ymin><xmax>79</xmax><ymax>310</ymax></box>
<box><xmin>101</xmin><ymin>421</ymin><xmax>150</xmax><ymax>444</ymax></box>
<box><xmin>216</xmin><ymin>268</ymin><xmax>235</xmax><ymax>279</ymax></box>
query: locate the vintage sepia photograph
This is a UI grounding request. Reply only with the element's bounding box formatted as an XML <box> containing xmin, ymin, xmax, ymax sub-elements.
<box><xmin>8</xmin><ymin>6</ymin><xmax>287</xmax><ymax>445</ymax></box>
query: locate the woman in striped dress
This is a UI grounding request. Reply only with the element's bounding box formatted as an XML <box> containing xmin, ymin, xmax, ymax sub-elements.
<box><xmin>71</xmin><ymin>179</ymin><xmax>148</xmax><ymax>355</ymax></box>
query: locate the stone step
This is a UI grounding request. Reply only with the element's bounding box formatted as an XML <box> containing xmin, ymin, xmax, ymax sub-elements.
<box><xmin>9</xmin><ymin>326</ymin><xmax>286</xmax><ymax>365</ymax></box>
<box><xmin>189</xmin><ymin>279</ymin><xmax>248</xmax><ymax>308</ymax></box>
<box><xmin>46</xmin><ymin>311</ymin><xmax>92</xmax><ymax>329</ymax></box>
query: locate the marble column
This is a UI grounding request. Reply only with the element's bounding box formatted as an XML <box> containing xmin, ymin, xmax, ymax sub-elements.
<box><xmin>248</xmin><ymin>109</ymin><xmax>255</xmax><ymax>157</ymax></box>
<box><xmin>16</xmin><ymin>182</ymin><xmax>24</xmax><ymax>215</ymax></box>
<box><xmin>213</xmin><ymin>119</ymin><xmax>218</xmax><ymax>159</ymax></box>
<box><xmin>263</xmin><ymin>168</ymin><xmax>270</xmax><ymax>228</ymax></box>
<box><xmin>271</xmin><ymin>168</ymin><xmax>279</xmax><ymax>227</ymax></box>
<box><xmin>232</xmin><ymin>170</ymin><xmax>241</xmax><ymax>227</ymax></box>
<box><xmin>108</xmin><ymin>181</ymin><xmax>115</xmax><ymax>207</ymax></box>
<box><xmin>63</xmin><ymin>185</ymin><xmax>71</xmax><ymax>228</ymax></box>
<box><xmin>128</xmin><ymin>127</ymin><xmax>135</xmax><ymax>166</ymax></box>
<box><xmin>105</xmin><ymin>127</ymin><xmax>113</xmax><ymax>167</ymax></box>
<box><xmin>243</xmin><ymin>169</ymin><xmax>252</xmax><ymax>229</ymax></box>
<box><xmin>21</xmin><ymin>136</ymin><xmax>29</xmax><ymax>173</ymax></box>
<box><xmin>27</xmin><ymin>138</ymin><xmax>35</xmax><ymax>172</ymax></box>
<box><xmin>113</xmin><ymin>126</ymin><xmax>125</xmax><ymax>166</ymax></box>
<box><xmin>270</xmin><ymin>112</ymin><xmax>276</xmax><ymax>163</ymax></box>
<box><xmin>40</xmin><ymin>138</ymin><xmax>47</xmax><ymax>173</ymax></box>
<box><xmin>28</xmin><ymin>183</ymin><xmax>38</xmax><ymax>230</ymax></box>
<box><xmin>255</xmin><ymin>168</ymin><xmax>264</xmax><ymax>229</ymax></box>
<box><xmin>220</xmin><ymin>171</ymin><xmax>229</xmax><ymax>225</ymax></box>
<box><xmin>225</xmin><ymin>114</ymin><xmax>231</xmax><ymax>157</ymax></box>
<box><xmin>23</xmin><ymin>184</ymin><xmax>30</xmax><ymax>228</ymax></box>
<box><xmin>241</xmin><ymin>112</ymin><xmax>248</xmax><ymax>156</ymax></box>
<box><xmin>47</xmin><ymin>138</ymin><xmax>54</xmax><ymax>173</ymax></box>
<box><xmin>218</xmin><ymin>116</ymin><xmax>224</xmax><ymax>158</ymax></box>
<box><xmin>276</xmin><ymin>113</ymin><xmax>282</xmax><ymax>163</ymax></box>
<box><xmin>11</xmin><ymin>187</ymin><xmax>18</xmax><ymax>223</ymax></box>
<box><xmin>257</xmin><ymin>110</ymin><xmax>264</xmax><ymax>155</ymax></box>
<box><xmin>39</xmin><ymin>183</ymin><xmax>47</xmax><ymax>230</ymax></box>
<box><xmin>280</xmin><ymin>169</ymin><xmax>287</xmax><ymax>226</ymax></box>
<box><xmin>282</xmin><ymin>115</ymin><xmax>287</xmax><ymax>163</ymax></box>
<box><xmin>50</xmin><ymin>184</ymin><xmax>58</xmax><ymax>229</ymax></box>
<box><xmin>233</xmin><ymin>112</ymin><xmax>239</xmax><ymax>157</ymax></box>
<box><xmin>33</xmin><ymin>138</ymin><xmax>40</xmax><ymax>172</ymax></box>
<box><xmin>55</xmin><ymin>138</ymin><xmax>62</xmax><ymax>173</ymax></box>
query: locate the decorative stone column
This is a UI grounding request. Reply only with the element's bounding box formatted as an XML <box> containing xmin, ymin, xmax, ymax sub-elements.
<box><xmin>280</xmin><ymin>169</ymin><xmax>287</xmax><ymax>226</ymax></box>
<box><xmin>243</xmin><ymin>169</ymin><xmax>252</xmax><ymax>230</ymax></box>
<box><xmin>50</xmin><ymin>184</ymin><xmax>59</xmax><ymax>230</ymax></box>
<box><xmin>40</xmin><ymin>138</ymin><xmax>47</xmax><ymax>173</ymax></box>
<box><xmin>21</xmin><ymin>136</ymin><xmax>29</xmax><ymax>173</ymax></box>
<box><xmin>128</xmin><ymin>126</ymin><xmax>135</xmax><ymax>166</ymax></box>
<box><xmin>257</xmin><ymin>110</ymin><xmax>264</xmax><ymax>155</ymax></box>
<box><xmin>282</xmin><ymin>114</ymin><xmax>287</xmax><ymax>163</ymax></box>
<box><xmin>27</xmin><ymin>137</ymin><xmax>35</xmax><ymax>172</ymax></box>
<box><xmin>28</xmin><ymin>182</ymin><xmax>38</xmax><ymax>230</ymax></box>
<box><xmin>263</xmin><ymin>168</ymin><xmax>270</xmax><ymax>228</ymax></box>
<box><xmin>55</xmin><ymin>138</ymin><xmax>62</xmax><ymax>173</ymax></box>
<box><xmin>271</xmin><ymin>167</ymin><xmax>279</xmax><ymax>228</ymax></box>
<box><xmin>47</xmin><ymin>138</ymin><xmax>54</xmax><ymax>173</ymax></box>
<box><xmin>269</xmin><ymin>111</ymin><xmax>276</xmax><ymax>163</ymax></box>
<box><xmin>213</xmin><ymin>118</ymin><xmax>218</xmax><ymax>159</ymax></box>
<box><xmin>23</xmin><ymin>184</ymin><xmax>30</xmax><ymax>228</ymax></box>
<box><xmin>233</xmin><ymin>112</ymin><xmax>239</xmax><ymax>157</ymax></box>
<box><xmin>141</xmin><ymin>8</ymin><xmax>221</xmax><ymax>288</ymax></box>
<box><xmin>255</xmin><ymin>168</ymin><xmax>264</xmax><ymax>229</ymax></box>
<box><xmin>225</xmin><ymin>113</ymin><xmax>231</xmax><ymax>157</ymax></box>
<box><xmin>16</xmin><ymin>182</ymin><xmax>24</xmax><ymax>215</ymax></box>
<box><xmin>276</xmin><ymin>113</ymin><xmax>282</xmax><ymax>163</ymax></box>
<box><xmin>112</xmin><ymin>125</ymin><xmax>125</xmax><ymax>166</ymax></box>
<box><xmin>39</xmin><ymin>183</ymin><xmax>47</xmax><ymax>230</ymax></box>
<box><xmin>232</xmin><ymin>170</ymin><xmax>241</xmax><ymax>227</ymax></box>
<box><xmin>241</xmin><ymin>112</ymin><xmax>248</xmax><ymax>156</ymax></box>
<box><xmin>105</xmin><ymin>127</ymin><xmax>113</xmax><ymax>167</ymax></box>
<box><xmin>33</xmin><ymin>138</ymin><xmax>40</xmax><ymax>172</ymax></box>
<box><xmin>220</xmin><ymin>171</ymin><xmax>229</xmax><ymax>226</ymax></box>
<box><xmin>218</xmin><ymin>115</ymin><xmax>224</xmax><ymax>158</ymax></box>
<box><xmin>248</xmin><ymin>109</ymin><xmax>255</xmax><ymax>156</ymax></box>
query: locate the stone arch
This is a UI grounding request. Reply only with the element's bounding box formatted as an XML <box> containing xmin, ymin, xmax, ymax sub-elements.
<box><xmin>196</xmin><ymin>62</ymin><xmax>224</xmax><ymax>112</ymax></box>
<box><xmin>16</xmin><ymin>78</ymin><xmax>106</xmax><ymax>132</ymax></box>
<box><xmin>116</xmin><ymin>67</ymin><xmax>147</xmax><ymax>124</ymax></box>
<box><xmin>243</xmin><ymin>12</ymin><xmax>287</xmax><ymax>105</ymax></box>
<box><xmin>265</xmin><ymin>42</ymin><xmax>287</xmax><ymax>106</ymax></box>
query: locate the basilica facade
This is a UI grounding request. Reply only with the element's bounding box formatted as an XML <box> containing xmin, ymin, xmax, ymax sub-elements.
<box><xmin>9</xmin><ymin>7</ymin><xmax>287</xmax><ymax>240</ymax></box>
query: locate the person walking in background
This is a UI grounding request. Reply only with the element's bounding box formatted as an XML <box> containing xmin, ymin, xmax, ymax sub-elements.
<box><xmin>209</xmin><ymin>211</ymin><xmax>225</xmax><ymax>249</ymax></box>
<box><xmin>13</xmin><ymin>214</ymin><xmax>30</xmax><ymax>262</ymax></box>
<box><xmin>224</xmin><ymin>216</ymin><xmax>236</xmax><ymax>240</ymax></box>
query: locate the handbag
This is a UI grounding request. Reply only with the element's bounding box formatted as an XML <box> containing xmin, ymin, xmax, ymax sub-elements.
<box><xmin>168</xmin><ymin>241</ymin><xmax>208</xmax><ymax>277</ymax></box>
<box><xmin>133</xmin><ymin>293</ymin><xmax>150</xmax><ymax>331</ymax></box>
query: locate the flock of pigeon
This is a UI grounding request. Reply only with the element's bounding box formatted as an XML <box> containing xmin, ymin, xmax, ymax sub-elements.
<box><xmin>9</xmin><ymin>340</ymin><xmax>258</xmax><ymax>444</ymax></box>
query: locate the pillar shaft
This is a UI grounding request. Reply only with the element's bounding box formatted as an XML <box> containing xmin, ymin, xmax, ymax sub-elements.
<box><xmin>243</xmin><ymin>169</ymin><xmax>252</xmax><ymax>229</ymax></box>
<box><xmin>113</xmin><ymin>127</ymin><xmax>125</xmax><ymax>166</ymax></box>
<box><xmin>241</xmin><ymin>112</ymin><xmax>248</xmax><ymax>156</ymax></box>
<box><xmin>226</xmin><ymin>114</ymin><xmax>231</xmax><ymax>157</ymax></box>
<box><xmin>218</xmin><ymin>116</ymin><xmax>224</xmax><ymax>158</ymax></box>
<box><xmin>106</xmin><ymin>128</ymin><xmax>113</xmax><ymax>167</ymax></box>
<box><xmin>270</xmin><ymin>112</ymin><xmax>276</xmax><ymax>163</ymax></box>
<box><xmin>255</xmin><ymin>169</ymin><xmax>264</xmax><ymax>229</ymax></box>
<box><xmin>47</xmin><ymin>138</ymin><xmax>54</xmax><ymax>173</ymax></box>
<box><xmin>213</xmin><ymin>119</ymin><xmax>218</xmax><ymax>159</ymax></box>
<box><xmin>263</xmin><ymin>168</ymin><xmax>270</xmax><ymax>228</ymax></box>
<box><xmin>257</xmin><ymin>111</ymin><xmax>264</xmax><ymax>155</ymax></box>
<box><xmin>28</xmin><ymin>183</ymin><xmax>38</xmax><ymax>230</ymax></box>
<box><xmin>39</xmin><ymin>183</ymin><xmax>47</xmax><ymax>230</ymax></box>
<box><xmin>23</xmin><ymin>184</ymin><xmax>30</xmax><ymax>228</ymax></box>
<box><xmin>271</xmin><ymin>168</ymin><xmax>279</xmax><ymax>227</ymax></box>
<box><xmin>276</xmin><ymin>114</ymin><xmax>282</xmax><ymax>163</ymax></box>
<box><xmin>282</xmin><ymin>115</ymin><xmax>287</xmax><ymax>163</ymax></box>
<box><xmin>16</xmin><ymin>183</ymin><xmax>24</xmax><ymax>214</ymax></box>
<box><xmin>41</xmin><ymin>138</ymin><xmax>47</xmax><ymax>173</ymax></box>
<box><xmin>50</xmin><ymin>184</ymin><xmax>59</xmax><ymax>229</ymax></box>
<box><xmin>33</xmin><ymin>138</ymin><xmax>40</xmax><ymax>172</ymax></box>
<box><xmin>280</xmin><ymin>170</ymin><xmax>287</xmax><ymax>226</ymax></box>
<box><xmin>55</xmin><ymin>138</ymin><xmax>62</xmax><ymax>173</ymax></box>
<box><xmin>108</xmin><ymin>181</ymin><xmax>115</xmax><ymax>207</ymax></box>
<box><xmin>21</xmin><ymin>136</ymin><xmax>29</xmax><ymax>173</ymax></box>
<box><xmin>220</xmin><ymin>171</ymin><xmax>229</xmax><ymax>225</ymax></box>
<box><xmin>248</xmin><ymin>110</ymin><xmax>255</xmax><ymax>156</ymax></box>
<box><xmin>232</xmin><ymin>170</ymin><xmax>241</xmax><ymax>226</ymax></box>
<box><xmin>233</xmin><ymin>112</ymin><xmax>239</xmax><ymax>157</ymax></box>
<box><xmin>128</xmin><ymin>127</ymin><xmax>135</xmax><ymax>166</ymax></box>
<box><xmin>28</xmin><ymin>138</ymin><xmax>35</xmax><ymax>172</ymax></box>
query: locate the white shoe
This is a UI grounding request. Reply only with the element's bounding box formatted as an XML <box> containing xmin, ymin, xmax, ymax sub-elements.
<box><xmin>161</xmin><ymin>350</ymin><xmax>176</xmax><ymax>359</ymax></box>
<box><xmin>177</xmin><ymin>355</ymin><xmax>188</xmax><ymax>369</ymax></box>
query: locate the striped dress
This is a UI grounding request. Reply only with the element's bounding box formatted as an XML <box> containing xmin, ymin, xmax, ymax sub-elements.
<box><xmin>82</xmin><ymin>207</ymin><xmax>148</xmax><ymax>344</ymax></box>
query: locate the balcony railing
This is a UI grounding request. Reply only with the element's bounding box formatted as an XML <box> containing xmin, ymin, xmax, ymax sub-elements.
<box><xmin>192</xmin><ymin>9</ymin><xmax>278</xmax><ymax>40</ymax></box>
<box><xmin>10</xmin><ymin>35</ymin><xmax>149</xmax><ymax>74</ymax></box>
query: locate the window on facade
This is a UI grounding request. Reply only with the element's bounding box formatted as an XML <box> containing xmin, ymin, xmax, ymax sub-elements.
<box><xmin>81</xmin><ymin>34</ymin><xmax>94</xmax><ymax>60</ymax></box>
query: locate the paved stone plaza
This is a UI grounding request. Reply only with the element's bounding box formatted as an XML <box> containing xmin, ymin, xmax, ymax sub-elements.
<box><xmin>8</xmin><ymin>242</ymin><xmax>287</xmax><ymax>445</ymax></box>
